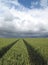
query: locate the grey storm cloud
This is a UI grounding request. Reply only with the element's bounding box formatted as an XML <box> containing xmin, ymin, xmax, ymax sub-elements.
<box><xmin>0</xmin><ymin>0</ymin><xmax>48</xmax><ymax>37</ymax></box>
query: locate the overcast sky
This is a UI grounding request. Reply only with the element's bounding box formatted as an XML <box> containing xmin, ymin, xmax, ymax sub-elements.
<box><xmin>0</xmin><ymin>0</ymin><xmax>48</xmax><ymax>37</ymax></box>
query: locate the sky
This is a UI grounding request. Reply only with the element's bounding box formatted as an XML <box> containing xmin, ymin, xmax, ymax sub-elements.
<box><xmin>0</xmin><ymin>0</ymin><xmax>48</xmax><ymax>38</ymax></box>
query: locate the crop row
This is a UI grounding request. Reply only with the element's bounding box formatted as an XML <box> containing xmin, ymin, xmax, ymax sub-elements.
<box><xmin>0</xmin><ymin>38</ymin><xmax>48</xmax><ymax>65</ymax></box>
<box><xmin>0</xmin><ymin>39</ymin><xmax>18</xmax><ymax>58</ymax></box>
<box><xmin>24</xmin><ymin>38</ymin><xmax>48</xmax><ymax>64</ymax></box>
<box><xmin>23</xmin><ymin>39</ymin><xmax>47</xmax><ymax>65</ymax></box>
<box><xmin>0</xmin><ymin>39</ymin><xmax>30</xmax><ymax>65</ymax></box>
<box><xmin>0</xmin><ymin>38</ymin><xmax>17</xmax><ymax>50</ymax></box>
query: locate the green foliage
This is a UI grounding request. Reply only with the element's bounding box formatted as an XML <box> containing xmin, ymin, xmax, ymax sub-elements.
<box><xmin>0</xmin><ymin>38</ymin><xmax>17</xmax><ymax>50</ymax></box>
<box><xmin>0</xmin><ymin>39</ymin><xmax>30</xmax><ymax>65</ymax></box>
<box><xmin>0</xmin><ymin>38</ymin><xmax>48</xmax><ymax>65</ymax></box>
<box><xmin>25</xmin><ymin>38</ymin><xmax>48</xmax><ymax>64</ymax></box>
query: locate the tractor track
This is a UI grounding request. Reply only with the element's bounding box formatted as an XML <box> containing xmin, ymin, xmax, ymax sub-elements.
<box><xmin>23</xmin><ymin>39</ymin><xmax>47</xmax><ymax>65</ymax></box>
<box><xmin>0</xmin><ymin>39</ymin><xmax>19</xmax><ymax>58</ymax></box>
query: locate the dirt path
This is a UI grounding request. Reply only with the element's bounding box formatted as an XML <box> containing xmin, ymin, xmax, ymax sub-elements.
<box><xmin>23</xmin><ymin>39</ymin><xmax>47</xmax><ymax>65</ymax></box>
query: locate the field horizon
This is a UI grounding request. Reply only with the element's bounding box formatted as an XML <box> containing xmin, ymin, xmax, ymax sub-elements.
<box><xmin>0</xmin><ymin>38</ymin><xmax>48</xmax><ymax>65</ymax></box>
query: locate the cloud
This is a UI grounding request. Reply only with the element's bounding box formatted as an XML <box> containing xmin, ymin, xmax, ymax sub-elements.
<box><xmin>0</xmin><ymin>0</ymin><xmax>48</xmax><ymax>37</ymax></box>
<box><xmin>40</xmin><ymin>0</ymin><xmax>48</xmax><ymax>8</ymax></box>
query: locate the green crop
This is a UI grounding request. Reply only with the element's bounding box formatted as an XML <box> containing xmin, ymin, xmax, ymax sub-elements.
<box><xmin>0</xmin><ymin>38</ymin><xmax>48</xmax><ymax>65</ymax></box>
<box><xmin>0</xmin><ymin>38</ymin><xmax>17</xmax><ymax>50</ymax></box>
<box><xmin>24</xmin><ymin>38</ymin><xmax>48</xmax><ymax>64</ymax></box>
<box><xmin>0</xmin><ymin>39</ymin><xmax>30</xmax><ymax>65</ymax></box>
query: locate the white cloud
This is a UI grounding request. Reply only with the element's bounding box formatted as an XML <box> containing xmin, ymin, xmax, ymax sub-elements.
<box><xmin>40</xmin><ymin>0</ymin><xmax>48</xmax><ymax>8</ymax></box>
<box><xmin>10</xmin><ymin>7</ymin><xmax>48</xmax><ymax>32</ymax></box>
<box><xmin>0</xmin><ymin>0</ymin><xmax>48</xmax><ymax>37</ymax></box>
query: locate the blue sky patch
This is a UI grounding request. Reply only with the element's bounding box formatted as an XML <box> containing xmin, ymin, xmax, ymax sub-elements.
<box><xmin>18</xmin><ymin>0</ymin><xmax>40</xmax><ymax>8</ymax></box>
